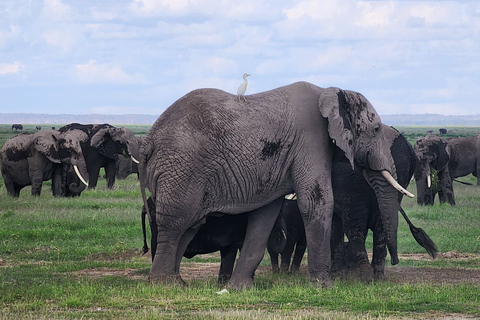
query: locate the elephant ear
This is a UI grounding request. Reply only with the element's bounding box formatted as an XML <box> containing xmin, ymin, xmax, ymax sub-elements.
<box><xmin>34</xmin><ymin>132</ymin><xmax>61</xmax><ymax>164</ymax></box>
<box><xmin>435</xmin><ymin>139</ymin><xmax>451</xmax><ymax>171</ymax></box>
<box><xmin>91</xmin><ymin>127</ymin><xmax>117</xmax><ymax>157</ymax></box>
<box><xmin>318</xmin><ymin>87</ymin><xmax>355</xmax><ymax>168</ymax></box>
<box><xmin>91</xmin><ymin>127</ymin><xmax>109</xmax><ymax>149</ymax></box>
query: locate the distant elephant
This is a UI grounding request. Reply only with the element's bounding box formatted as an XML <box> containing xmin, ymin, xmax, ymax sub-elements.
<box><xmin>139</xmin><ymin>82</ymin><xmax>412</xmax><ymax>289</ymax></box>
<box><xmin>269</xmin><ymin>126</ymin><xmax>436</xmax><ymax>282</ymax></box>
<box><xmin>58</xmin><ymin>123</ymin><xmax>140</xmax><ymax>190</ymax></box>
<box><xmin>414</xmin><ymin>134</ymin><xmax>480</xmax><ymax>205</ymax></box>
<box><xmin>36</xmin><ymin>126</ymin><xmax>42</xmax><ymax>131</ymax></box>
<box><xmin>1</xmin><ymin>130</ymin><xmax>88</xmax><ymax>197</ymax></box>
<box><xmin>439</xmin><ymin>128</ymin><xmax>447</xmax><ymax>135</ymax></box>
<box><xmin>11</xmin><ymin>124</ymin><xmax>23</xmax><ymax>130</ymax></box>
<box><xmin>141</xmin><ymin>197</ymin><xmax>287</xmax><ymax>284</ymax></box>
<box><xmin>116</xmin><ymin>136</ymin><xmax>143</xmax><ymax>180</ymax></box>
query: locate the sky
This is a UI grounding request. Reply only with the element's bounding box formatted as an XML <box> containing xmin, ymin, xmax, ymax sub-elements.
<box><xmin>1</xmin><ymin>0</ymin><xmax>479</xmax><ymax>116</ymax></box>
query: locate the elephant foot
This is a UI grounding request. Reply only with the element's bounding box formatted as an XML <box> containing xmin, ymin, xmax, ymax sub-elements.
<box><xmin>310</xmin><ymin>273</ymin><xmax>333</xmax><ymax>289</ymax></box>
<box><xmin>148</xmin><ymin>273</ymin><xmax>186</xmax><ymax>286</ymax></box>
<box><xmin>373</xmin><ymin>270</ymin><xmax>386</xmax><ymax>281</ymax></box>
<box><xmin>290</xmin><ymin>264</ymin><xmax>301</xmax><ymax>273</ymax></box>
<box><xmin>271</xmin><ymin>264</ymin><xmax>280</xmax><ymax>273</ymax></box>
<box><xmin>348</xmin><ymin>260</ymin><xmax>374</xmax><ymax>283</ymax></box>
<box><xmin>227</xmin><ymin>277</ymin><xmax>254</xmax><ymax>290</ymax></box>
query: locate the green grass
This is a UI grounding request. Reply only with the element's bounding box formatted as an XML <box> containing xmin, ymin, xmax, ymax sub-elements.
<box><xmin>1</xmin><ymin>125</ymin><xmax>480</xmax><ymax>319</ymax></box>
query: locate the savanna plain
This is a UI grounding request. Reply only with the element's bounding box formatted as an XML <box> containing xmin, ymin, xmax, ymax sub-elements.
<box><xmin>0</xmin><ymin>124</ymin><xmax>479</xmax><ymax>319</ymax></box>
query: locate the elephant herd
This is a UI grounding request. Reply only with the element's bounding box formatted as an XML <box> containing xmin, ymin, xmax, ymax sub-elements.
<box><xmin>2</xmin><ymin>81</ymin><xmax>477</xmax><ymax>290</ymax></box>
<box><xmin>1</xmin><ymin>123</ymin><xmax>140</xmax><ymax>197</ymax></box>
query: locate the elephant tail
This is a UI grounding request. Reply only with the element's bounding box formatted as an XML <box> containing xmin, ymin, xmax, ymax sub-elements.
<box><xmin>141</xmin><ymin>202</ymin><xmax>149</xmax><ymax>255</ymax></box>
<box><xmin>453</xmin><ymin>178</ymin><xmax>473</xmax><ymax>186</ymax></box>
<box><xmin>399</xmin><ymin>206</ymin><xmax>438</xmax><ymax>259</ymax></box>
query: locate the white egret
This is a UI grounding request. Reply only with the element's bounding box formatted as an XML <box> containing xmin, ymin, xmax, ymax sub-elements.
<box><xmin>236</xmin><ymin>73</ymin><xmax>250</xmax><ymax>101</ymax></box>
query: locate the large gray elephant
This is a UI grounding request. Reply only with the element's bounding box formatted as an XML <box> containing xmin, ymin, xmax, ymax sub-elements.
<box><xmin>139</xmin><ymin>81</ymin><xmax>412</xmax><ymax>289</ymax></box>
<box><xmin>414</xmin><ymin>134</ymin><xmax>480</xmax><ymax>205</ymax></box>
<box><xmin>1</xmin><ymin>130</ymin><xmax>88</xmax><ymax>197</ymax></box>
<box><xmin>58</xmin><ymin>123</ymin><xmax>140</xmax><ymax>190</ymax></box>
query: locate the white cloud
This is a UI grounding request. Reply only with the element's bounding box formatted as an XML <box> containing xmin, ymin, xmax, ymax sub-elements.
<box><xmin>0</xmin><ymin>61</ymin><xmax>24</xmax><ymax>75</ymax></box>
<box><xmin>41</xmin><ymin>28</ymin><xmax>79</xmax><ymax>52</ymax></box>
<box><xmin>73</xmin><ymin>60</ymin><xmax>148</xmax><ymax>85</ymax></box>
<box><xmin>41</xmin><ymin>0</ymin><xmax>72</xmax><ymax>22</ymax></box>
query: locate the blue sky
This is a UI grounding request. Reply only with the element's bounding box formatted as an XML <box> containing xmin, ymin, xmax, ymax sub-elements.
<box><xmin>1</xmin><ymin>0</ymin><xmax>479</xmax><ymax>116</ymax></box>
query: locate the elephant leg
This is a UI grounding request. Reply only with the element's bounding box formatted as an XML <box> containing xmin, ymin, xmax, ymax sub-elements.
<box><xmin>345</xmin><ymin>228</ymin><xmax>373</xmax><ymax>283</ymax></box>
<box><xmin>51</xmin><ymin>166</ymin><xmax>62</xmax><ymax>197</ymax></box>
<box><xmin>280</xmin><ymin>236</ymin><xmax>296</xmax><ymax>272</ymax></box>
<box><xmin>105</xmin><ymin>161</ymin><xmax>116</xmax><ymax>189</ymax></box>
<box><xmin>330</xmin><ymin>213</ymin><xmax>346</xmax><ymax>277</ymax></box>
<box><xmin>30</xmin><ymin>175</ymin><xmax>43</xmax><ymax>196</ymax></box>
<box><xmin>218</xmin><ymin>245</ymin><xmax>238</xmax><ymax>285</ymax></box>
<box><xmin>174</xmin><ymin>227</ymin><xmax>201</xmax><ymax>277</ymax></box>
<box><xmin>2</xmin><ymin>175</ymin><xmax>19</xmax><ymax>197</ymax></box>
<box><xmin>228</xmin><ymin>197</ymin><xmax>284</xmax><ymax>290</ymax></box>
<box><xmin>296</xmin><ymin>188</ymin><xmax>334</xmax><ymax>288</ymax></box>
<box><xmin>87</xmin><ymin>163</ymin><xmax>101</xmax><ymax>189</ymax></box>
<box><xmin>438</xmin><ymin>170</ymin><xmax>455</xmax><ymax>205</ymax></box>
<box><xmin>371</xmin><ymin>217</ymin><xmax>387</xmax><ymax>281</ymax></box>
<box><xmin>149</xmin><ymin>207</ymin><xmax>191</xmax><ymax>285</ymax></box>
<box><xmin>268</xmin><ymin>248</ymin><xmax>280</xmax><ymax>273</ymax></box>
<box><xmin>290</xmin><ymin>235</ymin><xmax>306</xmax><ymax>272</ymax></box>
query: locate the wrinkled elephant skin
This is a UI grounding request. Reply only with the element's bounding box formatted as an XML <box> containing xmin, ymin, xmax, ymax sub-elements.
<box><xmin>140</xmin><ymin>82</ymin><xmax>401</xmax><ymax>289</ymax></box>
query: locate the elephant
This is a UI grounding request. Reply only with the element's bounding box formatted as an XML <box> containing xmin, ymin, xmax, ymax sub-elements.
<box><xmin>267</xmin><ymin>198</ymin><xmax>306</xmax><ymax>273</ymax></box>
<box><xmin>139</xmin><ymin>81</ymin><xmax>412</xmax><ymax>289</ymax></box>
<box><xmin>58</xmin><ymin>123</ymin><xmax>140</xmax><ymax>190</ymax></box>
<box><xmin>1</xmin><ymin>130</ymin><xmax>89</xmax><ymax>197</ymax></box>
<box><xmin>116</xmin><ymin>136</ymin><xmax>143</xmax><ymax>180</ymax></box>
<box><xmin>414</xmin><ymin>134</ymin><xmax>480</xmax><ymax>205</ymax></box>
<box><xmin>141</xmin><ymin>196</ymin><xmax>287</xmax><ymax>284</ymax></box>
<box><xmin>11</xmin><ymin>124</ymin><xmax>23</xmax><ymax>130</ymax></box>
<box><xmin>269</xmin><ymin>126</ymin><xmax>437</xmax><ymax>282</ymax></box>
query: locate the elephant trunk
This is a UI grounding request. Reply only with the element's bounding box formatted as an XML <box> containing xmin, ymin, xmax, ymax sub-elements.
<box><xmin>364</xmin><ymin>170</ymin><xmax>400</xmax><ymax>265</ymax></box>
<box><xmin>415</xmin><ymin>177</ymin><xmax>434</xmax><ymax>205</ymax></box>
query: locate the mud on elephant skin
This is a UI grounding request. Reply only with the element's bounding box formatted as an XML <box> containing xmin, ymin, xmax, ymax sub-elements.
<box><xmin>414</xmin><ymin>134</ymin><xmax>480</xmax><ymax>206</ymax></box>
<box><xmin>58</xmin><ymin>123</ymin><xmax>140</xmax><ymax>190</ymax></box>
<box><xmin>139</xmin><ymin>81</ymin><xmax>412</xmax><ymax>289</ymax></box>
<box><xmin>141</xmin><ymin>197</ymin><xmax>287</xmax><ymax>285</ymax></box>
<box><xmin>1</xmin><ymin>130</ymin><xmax>88</xmax><ymax>197</ymax></box>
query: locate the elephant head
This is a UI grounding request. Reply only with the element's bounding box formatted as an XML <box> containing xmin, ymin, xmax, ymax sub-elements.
<box><xmin>413</xmin><ymin>135</ymin><xmax>452</xmax><ymax>205</ymax></box>
<box><xmin>362</xmin><ymin>125</ymin><xmax>416</xmax><ymax>267</ymax></box>
<box><xmin>91</xmin><ymin>126</ymin><xmax>140</xmax><ymax>164</ymax></box>
<box><xmin>319</xmin><ymin>88</ymin><xmax>413</xmax><ymax>198</ymax></box>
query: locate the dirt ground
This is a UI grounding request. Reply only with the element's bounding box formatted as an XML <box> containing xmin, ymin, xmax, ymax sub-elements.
<box><xmin>75</xmin><ymin>251</ymin><xmax>480</xmax><ymax>286</ymax></box>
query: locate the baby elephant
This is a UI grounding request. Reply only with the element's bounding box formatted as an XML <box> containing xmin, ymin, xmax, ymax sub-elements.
<box><xmin>141</xmin><ymin>197</ymin><xmax>287</xmax><ymax>284</ymax></box>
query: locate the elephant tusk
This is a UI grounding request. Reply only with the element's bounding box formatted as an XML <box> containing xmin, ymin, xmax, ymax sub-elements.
<box><xmin>381</xmin><ymin>170</ymin><xmax>415</xmax><ymax>198</ymax></box>
<box><xmin>131</xmin><ymin>155</ymin><xmax>140</xmax><ymax>164</ymax></box>
<box><xmin>73</xmin><ymin>165</ymin><xmax>89</xmax><ymax>187</ymax></box>
<box><xmin>427</xmin><ymin>175</ymin><xmax>431</xmax><ymax>188</ymax></box>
